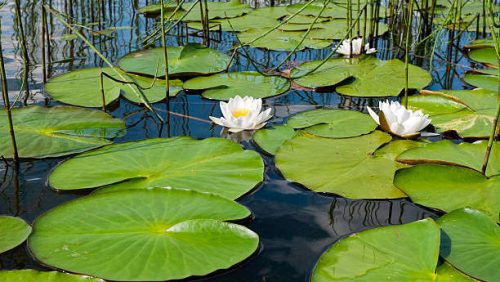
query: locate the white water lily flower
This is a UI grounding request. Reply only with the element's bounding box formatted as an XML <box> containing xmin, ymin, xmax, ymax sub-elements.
<box><xmin>209</xmin><ymin>96</ymin><xmax>273</xmax><ymax>133</ymax></box>
<box><xmin>367</xmin><ymin>100</ymin><xmax>431</xmax><ymax>138</ymax></box>
<box><xmin>336</xmin><ymin>38</ymin><xmax>376</xmax><ymax>56</ymax></box>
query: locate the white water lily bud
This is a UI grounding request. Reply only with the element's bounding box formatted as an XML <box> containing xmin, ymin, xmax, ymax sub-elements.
<box><xmin>209</xmin><ymin>95</ymin><xmax>273</xmax><ymax>133</ymax></box>
<box><xmin>336</xmin><ymin>38</ymin><xmax>377</xmax><ymax>56</ymax></box>
<box><xmin>367</xmin><ymin>100</ymin><xmax>432</xmax><ymax>138</ymax></box>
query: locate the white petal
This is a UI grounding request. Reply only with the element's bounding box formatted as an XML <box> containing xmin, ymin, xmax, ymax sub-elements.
<box><xmin>366</xmin><ymin>106</ymin><xmax>380</xmax><ymax>125</ymax></box>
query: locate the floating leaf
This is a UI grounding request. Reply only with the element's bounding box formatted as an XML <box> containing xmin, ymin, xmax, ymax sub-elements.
<box><xmin>394</xmin><ymin>164</ymin><xmax>500</xmax><ymax>221</ymax></box>
<box><xmin>28</xmin><ymin>189</ymin><xmax>258</xmax><ymax>281</ymax></box>
<box><xmin>276</xmin><ymin>131</ymin><xmax>424</xmax><ymax>199</ymax></box>
<box><xmin>438</xmin><ymin>208</ymin><xmax>500</xmax><ymax>282</ymax></box>
<box><xmin>407</xmin><ymin>89</ymin><xmax>497</xmax><ymax>138</ymax></box>
<box><xmin>0</xmin><ymin>106</ymin><xmax>125</xmax><ymax>159</ymax></box>
<box><xmin>287</xmin><ymin>109</ymin><xmax>377</xmax><ymax>138</ymax></box>
<box><xmin>45</xmin><ymin>67</ymin><xmax>182</xmax><ymax>107</ymax></box>
<box><xmin>397</xmin><ymin>140</ymin><xmax>500</xmax><ymax>177</ymax></box>
<box><xmin>292</xmin><ymin>57</ymin><xmax>431</xmax><ymax>97</ymax></box>
<box><xmin>49</xmin><ymin>137</ymin><xmax>263</xmax><ymax>200</ymax></box>
<box><xmin>464</xmin><ymin>69</ymin><xmax>499</xmax><ymax>92</ymax></box>
<box><xmin>183</xmin><ymin>71</ymin><xmax>290</xmax><ymax>100</ymax></box>
<box><xmin>118</xmin><ymin>43</ymin><xmax>230</xmax><ymax>78</ymax></box>
<box><xmin>138</xmin><ymin>1</ymin><xmax>179</xmax><ymax>15</ymax></box>
<box><xmin>253</xmin><ymin>125</ymin><xmax>297</xmax><ymax>155</ymax></box>
<box><xmin>0</xmin><ymin>270</ymin><xmax>103</xmax><ymax>282</ymax></box>
<box><xmin>312</xmin><ymin>218</ymin><xmax>475</xmax><ymax>281</ymax></box>
<box><xmin>238</xmin><ymin>28</ymin><xmax>332</xmax><ymax>51</ymax></box>
<box><xmin>0</xmin><ymin>216</ymin><xmax>31</xmax><ymax>254</ymax></box>
<box><xmin>181</xmin><ymin>0</ymin><xmax>251</xmax><ymax>21</ymax></box>
<box><xmin>465</xmin><ymin>39</ymin><xmax>499</xmax><ymax>68</ymax></box>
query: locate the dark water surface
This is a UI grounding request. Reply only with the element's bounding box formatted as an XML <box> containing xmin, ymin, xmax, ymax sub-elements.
<box><xmin>0</xmin><ymin>0</ymin><xmax>480</xmax><ymax>281</ymax></box>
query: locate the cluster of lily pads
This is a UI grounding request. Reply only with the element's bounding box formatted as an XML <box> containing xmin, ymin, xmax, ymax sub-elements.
<box><xmin>0</xmin><ymin>1</ymin><xmax>499</xmax><ymax>282</ymax></box>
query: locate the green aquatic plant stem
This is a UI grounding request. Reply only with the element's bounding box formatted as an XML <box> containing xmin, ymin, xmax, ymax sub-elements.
<box><xmin>13</xmin><ymin>0</ymin><xmax>30</xmax><ymax>104</ymax></box>
<box><xmin>45</xmin><ymin>5</ymin><xmax>163</xmax><ymax>122</ymax></box>
<box><xmin>160</xmin><ymin>0</ymin><xmax>171</xmax><ymax>137</ymax></box>
<box><xmin>273</xmin><ymin>0</ymin><xmax>331</xmax><ymax>71</ymax></box>
<box><xmin>404</xmin><ymin>0</ymin><xmax>414</xmax><ymax>108</ymax></box>
<box><xmin>0</xmin><ymin>20</ymin><xmax>19</xmax><ymax>162</ymax></box>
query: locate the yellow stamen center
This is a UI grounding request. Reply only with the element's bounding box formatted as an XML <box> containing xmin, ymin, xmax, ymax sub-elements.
<box><xmin>232</xmin><ymin>108</ymin><xmax>251</xmax><ymax>118</ymax></box>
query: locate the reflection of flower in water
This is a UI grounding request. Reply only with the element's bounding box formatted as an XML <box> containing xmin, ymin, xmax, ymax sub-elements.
<box><xmin>219</xmin><ymin>128</ymin><xmax>255</xmax><ymax>144</ymax></box>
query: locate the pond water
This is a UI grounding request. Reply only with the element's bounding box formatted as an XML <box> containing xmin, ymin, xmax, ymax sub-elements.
<box><xmin>0</xmin><ymin>0</ymin><xmax>488</xmax><ymax>281</ymax></box>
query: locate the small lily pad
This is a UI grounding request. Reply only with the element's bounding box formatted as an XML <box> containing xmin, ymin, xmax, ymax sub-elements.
<box><xmin>183</xmin><ymin>71</ymin><xmax>291</xmax><ymax>100</ymax></box>
<box><xmin>0</xmin><ymin>270</ymin><xmax>103</xmax><ymax>282</ymax></box>
<box><xmin>465</xmin><ymin>39</ymin><xmax>499</xmax><ymax>68</ymax></box>
<box><xmin>407</xmin><ymin>89</ymin><xmax>497</xmax><ymax>138</ymax></box>
<box><xmin>118</xmin><ymin>43</ymin><xmax>230</xmax><ymax>78</ymax></box>
<box><xmin>312</xmin><ymin>218</ymin><xmax>475</xmax><ymax>281</ymax></box>
<box><xmin>238</xmin><ymin>28</ymin><xmax>332</xmax><ymax>51</ymax></box>
<box><xmin>181</xmin><ymin>0</ymin><xmax>251</xmax><ymax>21</ymax></box>
<box><xmin>0</xmin><ymin>106</ymin><xmax>125</xmax><ymax>159</ymax></box>
<box><xmin>287</xmin><ymin>109</ymin><xmax>377</xmax><ymax>138</ymax></box>
<box><xmin>438</xmin><ymin>208</ymin><xmax>500</xmax><ymax>282</ymax></box>
<box><xmin>0</xmin><ymin>216</ymin><xmax>31</xmax><ymax>254</ymax></box>
<box><xmin>253</xmin><ymin>125</ymin><xmax>297</xmax><ymax>155</ymax></box>
<box><xmin>45</xmin><ymin>67</ymin><xmax>183</xmax><ymax>107</ymax></box>
<box><xmin>49</xmin><ymin>137</ymin><xmax>264</xmax><ymax>200</ymax></box>
<box><xmin>292</xmin><ymin>57</ymin><xmax>432</xmax><ymax>97</ymax></box>
<box><xmin>394</xmin><ymin>164</ymin><xmax>500</xmax><ymax>221</ymax></box>
<box><xmin>397</xmin><ymin>140</ymin><xmax>500</xmax><ymax>177</ymax></box>
<box><xmin>276</xmin><ymin>131</ymin><xmax>423</xmax><ymax>199</ymax></box>
<box><xmin>464</xmin><ymin>70</ymin><xmax>498</xmax><ymax>92</ymax></box>
<box><xmin>28</xmin><ymin>189</ymin><xmax>258</xmax><ymax>281</ymax></box>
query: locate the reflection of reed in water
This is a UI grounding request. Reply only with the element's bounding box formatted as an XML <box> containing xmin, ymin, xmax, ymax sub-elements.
<box><xmin>328</xmin><ymin>197</ymin><xmax>438</xmax><ymax>237</ymax></box>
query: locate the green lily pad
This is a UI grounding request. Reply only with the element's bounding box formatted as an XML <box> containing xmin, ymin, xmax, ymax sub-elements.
<box><xmin>138</xmin><ymin>1</ymin><xmax>179</xmax><ymax>15</ymax></box>
<box><xmin>0</xmin><ymin>106</ymin><xmax>125</xmax><ymax>159</ymax></box>
<box><xmin>117</xmin><ymin>43</ymin><xmax>230</xmax><ymax>78</ymax></box>
<box><xmin>45</xmin><ymin>67</ymin><xmax>183</xmax><ymax>107</ymax></box>
<box><xmin>49</xmin><ymin>137</ymin><xmax>264</xmax><ymax>200</ymax></box>
<box><xmin>438</xmin><ymin>208</ymin><xmax>500</xmax><ymax>282</ymax></box>
<box><xmin>183</xmin><ymin>71</ymin><xmax>290</xmax><ymax>100</ymax></box>
<box><xmin>253</xmin><ymin>125</ymin><xmax>297</xmax><ymax>155</ymax></box>
<box><xmin>287</xmin><ymin>109</ymin><xmax>377</xmax><ymax>138</ymax></box>
<box><xmin>406</xmin><ymin>89</ymin><xmax>497</xmax><ymax>138</ymax></box>
<box><xmin>275</xmin><ymin>131</ymin><xmax>423</xmax><ymax>199</ymax></box>
<box><xmin>394</xmin><ymin>164</ymin><xmax>500</xmax><ymax>221</ymax></box>
<box><xmin>464</xmin><ymin>70</ymin><xmax>499</xmax><ymax>92</ymax></box>
<box><xmin>286</xmin><ymin>1</ymin><xmax>385</xmax><ymax>19</ymax></box>
<box><xmin>0</xmin><ymin>216</ymin><xmax>31</xmax><ymax>254</ymax></box>
<box><xmin>28</xmin><ymin>189</ymin><xmax>258</xmax><ymax>281</ymax></box>
<box><xmin>238</xmin><ymin>28</ymin><xmax>332</xmax><ymax>51</ymax></box>
<box><xmin>312</xmin><ymin>218</ymin><xmax>475</xmax><ymax>281</ymax></box>
<box><xmin>397</xmin><ymin>140</ymin><xmax>500</xmax><ymax>177</ymax></box>
<box><xmin>0</xmin><ymin>270</ymin><xmax>103</xmax><ymax>282</ymax></box>
<box><xmin>465</xmin><ymin>40</ymin><xmax>499</xmax><ymax>68</ymax></box>
<box><xmin>181</xmin><ymin>0</ymin><xmax>251</xmax><ymax>22</ymax></box>
<box><xmin>292</xmin><ymin>57</ymin><xmax>431</xmax><ymax>97</ymax></box>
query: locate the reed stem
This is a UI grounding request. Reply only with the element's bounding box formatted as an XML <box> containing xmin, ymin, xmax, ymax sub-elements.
<box><xmin>160</xmin><ymin>0</ymin><xmax>171</xmax><ymax>137</ymax></box>
<box><xmin>404</xmin><ymin>0</ymin><xmax>414</xmax><ymax>108</ymax></box>
<box><xmin>14</xmin><ymin>0</ymin><xmax>30</xmax><ymax>104</ymax></box>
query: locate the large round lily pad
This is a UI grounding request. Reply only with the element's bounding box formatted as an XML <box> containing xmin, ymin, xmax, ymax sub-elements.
<box><xmin>183</xmin><ymin>71</ymin><xmax>290</xmax><ymax>100</ymax></box>
<box><xmin>394</xmin><ymin>164</ymin><xmax>500</xmax><ymax>221</ymax></box>
<box><xmin>0</xmin><ymin>270</ymin><xmax>103</xmax><ymax>282</ymax></box>
<box><xmin>292</xmin><ymin>57</ymin><xmax>431</xmax><ymax>97</ymax></box>
<box><xmin>275</xmin><ymin>131</ymin><xmax>423</xmax><ymax>199</ymax></box>
<box><xmin>312</xmin><ymin>218</ymin><xmax>475</xmax><ymax>281</ymax></box>
<box><xmin>287</xmin><ymin>109</ymin><xmax>377</xmax><ymax>138</ymax></box>
<box><xmin>45</xmin><ymin>67</ymin><xmax>183</xmax><ymax>107</ymax></box>
<box><xmin>407</xmin><ymin>89</ymin><xmax>497</xmax><ymax>138</ymax></box>
<box><xmin>0</xmin><ymin>216</ymin><xmax>31</xmax><ymax>254</ymax></box>
<box><xmin>117</xmin><ymin>44</ymin><xmax>230</xmax><ymax>78</ymax></box>
<box><xmin>438</xmin><ymin>208</ymin><xmax>500</xmax><ymax>282</ymax></box>
<box><xmin>28</xmin><ymin>189</ymin><xmax>258</xmax><ymax>281</ymax></box>
<box><xmin>181</xmin><ymin>0</ymin><xmax>251</xmax><ymax>22</ymax></box>
<box><xmin>0</xmin><ymin>106</ymin><xmax>125</xmax><ymax>159</ymax></box>
<box><xmin>397</xmin><ymin>140</ymin><xmax>500</xmax><ymax>177</ymax></box>
<box><xmin>49</xmin><ymin>137</ymin><xmax>264</xmax><ymax>199</ymax></box>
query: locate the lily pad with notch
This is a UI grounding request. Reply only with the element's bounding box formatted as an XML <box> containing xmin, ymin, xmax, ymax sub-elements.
<box><xmin>183</xmin><ymin>71</ymin><xmax>291</xmax><ymax>100</ymax></box>
<box><xmin>49</xmin><ymin>137</ymin><xmax>264</xmax><ymax>200</ymax></box>
<box><xmin>28</xmin><ymin>189</ymin><xmax>259</xmax><ymax>281</ymax></box>
<box><xmin>0</xmin><ymin>106</ymin><xmax>125</xmax><ymax>159</ymax></box>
